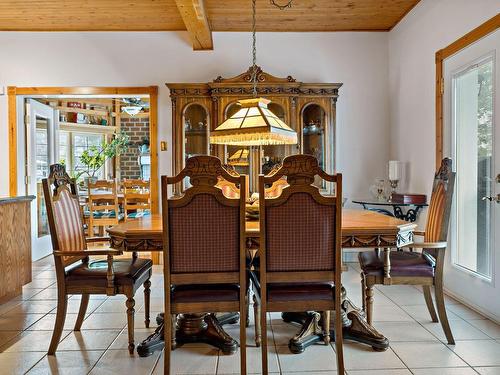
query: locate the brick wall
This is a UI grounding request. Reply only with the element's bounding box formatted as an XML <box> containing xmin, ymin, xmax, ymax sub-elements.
<box><xmin>120</xmin><ymin>117</ymin><xmax>150</xmax><ymax>180</ymax></box>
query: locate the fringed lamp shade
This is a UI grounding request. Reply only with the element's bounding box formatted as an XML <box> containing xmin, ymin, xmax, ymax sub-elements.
<box><xmin>210</xmin><ymin>98</ymin><xmax>298</xmax><ymax>146</ymax></box>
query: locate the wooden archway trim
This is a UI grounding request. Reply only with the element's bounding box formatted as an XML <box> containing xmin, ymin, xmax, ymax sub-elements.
<box><xmin>435</xmin><ymin>13</ymin><xmax>500</xmax><ymax>169</ymax></box>
<box><xmin>7</xmin><ymin>86</ymin><xmax>159</xmax><ymax>216</ymax></box>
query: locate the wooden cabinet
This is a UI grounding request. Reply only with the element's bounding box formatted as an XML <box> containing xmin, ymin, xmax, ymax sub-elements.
<box><xmin>167</xmin><ymin>67</ymin><xmax>342</xmax><ymax>191</ymax></box>
<box><xmin>0</xmin><ymin>196</ymin><xmax>34</xmax><ymax>304</ymax></box>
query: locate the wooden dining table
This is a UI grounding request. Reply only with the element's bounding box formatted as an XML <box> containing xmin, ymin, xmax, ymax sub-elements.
<box><xmin>107</xmin><ymin>209</ymin><xmax>416</xmax><ymax>357</ymax></box>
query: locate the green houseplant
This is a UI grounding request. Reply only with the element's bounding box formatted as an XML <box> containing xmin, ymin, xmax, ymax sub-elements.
<box><xmin>76</xmin><ymin>132</ymin><xmax>130</xmax><ymax>184</ymax></box>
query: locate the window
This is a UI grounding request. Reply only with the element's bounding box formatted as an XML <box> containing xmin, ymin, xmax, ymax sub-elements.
<box><xmin>58</xmin><ymin>131</ymin><xmax>106</xmax><ymax>179</ymax></box>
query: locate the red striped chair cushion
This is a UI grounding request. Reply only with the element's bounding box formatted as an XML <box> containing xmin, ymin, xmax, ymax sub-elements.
<box><xmin>53</xmin><ymin>188</ymin><xmax>86</xmax><ymax>252</ymax></box>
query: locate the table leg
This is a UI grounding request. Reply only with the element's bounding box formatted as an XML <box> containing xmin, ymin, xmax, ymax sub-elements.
<box><xmin>281</xmin><ymin>286</ymin><xmax>389</xmax><ymax>354</ymax></box>
<box><xmin>383</xmin><ymin>247</ymin><xmax>391</xmax><ymax>280</ymax></box>
<box><xmin>136</xmin><ymin>312</ymin><xmax>239</xmax><ymax>357</ymax></box>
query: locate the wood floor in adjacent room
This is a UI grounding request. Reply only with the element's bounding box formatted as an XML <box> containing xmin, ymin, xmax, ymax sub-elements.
<box><xmin>1</xmin><ymin>257</ymin><xmax>500</xmax><ymax>374</ymax></box>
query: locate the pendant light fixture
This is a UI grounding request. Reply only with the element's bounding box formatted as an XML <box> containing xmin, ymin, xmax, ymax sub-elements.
<box><xmin>209</xmin><ymin>0</ymin><xmax>297</xmax><ymax>146</ymax></box>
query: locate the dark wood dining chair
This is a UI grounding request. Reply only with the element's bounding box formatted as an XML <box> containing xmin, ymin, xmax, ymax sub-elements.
<box><xmin>252</xmin><ymin>154</ymin><xmax>345</xmax><ymax>375</ymax></box>
<box><xmin>359</xmin><ymin>158</ymin><xmax>456</xmax><ymax>344</ymax></box>
<box><xmin>42</xmin><ymin>164</ymin><xmax>153</xmax><ymax>355</ymax></box>
<box><xmin>162</xmin><ymin>155</ymin><xmax>247</xmax><ymax>375</ymax></box>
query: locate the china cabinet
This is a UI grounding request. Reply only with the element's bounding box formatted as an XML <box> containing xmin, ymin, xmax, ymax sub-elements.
<box><xmin>167</xmin><ymin>67</ymin><xmax>342</xmax><ymax>192</ymax></box>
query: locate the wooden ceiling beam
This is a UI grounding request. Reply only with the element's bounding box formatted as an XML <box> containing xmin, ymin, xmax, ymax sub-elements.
<box><xmin>174</xmin><ymin>0</ymin><xmax>213</xmax><ymax>50</ymax></box>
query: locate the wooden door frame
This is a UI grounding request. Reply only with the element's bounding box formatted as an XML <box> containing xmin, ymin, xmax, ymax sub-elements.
<box><xmin>8</xmin><ymin>86</ymin><xmax>159</xmax><ymax>215</ymax></box>
<box><xmin>435</xmin><ymin>13</ymin><xmax>500</xmax><ymax>169</ymax></box>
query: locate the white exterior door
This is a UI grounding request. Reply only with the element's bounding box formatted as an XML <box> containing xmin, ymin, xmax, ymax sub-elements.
<box><xmin>443</xmin><ymin>29</ymin><xmax>500</xmax><ymax>321</ymax></box>
<box><xmin>26</xmin><ymin>99</ymin><xmax>59</xmax><ymax>261</ymax></box>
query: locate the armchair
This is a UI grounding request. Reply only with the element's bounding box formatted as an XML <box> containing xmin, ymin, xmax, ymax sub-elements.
<box><xmin>358</xmin><ymin>158</ymin><xmax>456</xmax><ymax>344</ymax></box>
<box><xmin>42</xmin><ymin>164</ymin><xmax>153</xmax><ymax>355</ymax></box>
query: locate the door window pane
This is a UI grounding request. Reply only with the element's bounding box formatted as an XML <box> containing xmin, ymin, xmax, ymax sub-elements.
<box><xmin>35</xmin><ymin>117</ymin><xmax>50</xmax><ymax>237</ymax></box>
<box><xmin>453</xmin><ymin>57</ymin><xmax>493</xmax><ymax>279</ymax></box>
<box><xmin>35</xmin><ymin>118</ymin><xmax>49</xmax><ymax>181</ymax></box>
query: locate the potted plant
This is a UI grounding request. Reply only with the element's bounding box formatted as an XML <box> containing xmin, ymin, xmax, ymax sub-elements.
<box><xmin>76</xmin><ymin>132</ymin><xmax>130</xmax><ymax>186</ymax></box>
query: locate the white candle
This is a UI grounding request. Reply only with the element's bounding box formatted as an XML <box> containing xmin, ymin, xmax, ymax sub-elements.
<box><xmin>388</xmin><ymin>160</ymin><xmax>400</xmax><ymax>181</ymax></box>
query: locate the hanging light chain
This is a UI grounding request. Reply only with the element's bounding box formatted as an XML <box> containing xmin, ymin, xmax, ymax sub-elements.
<box><xmin>251</xmin><ymin>0</ymin><xmax>258</xmax><ymax>98</ymax></box>
<box><xmin>270</xmin><ymin>0</ymin><xmax>293</xmax><ymax>10</ymax></box>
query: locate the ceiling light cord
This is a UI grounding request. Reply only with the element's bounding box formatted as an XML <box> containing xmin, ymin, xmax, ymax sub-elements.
<box><xmin>251</xmin><ymin>0</ymin><xmax>257</xmax><ymax>98</ymax></box>
<box><xmin>270</xmin><ymin>0</ymin><xmax>293</xmax><ymax>10</ymax></box>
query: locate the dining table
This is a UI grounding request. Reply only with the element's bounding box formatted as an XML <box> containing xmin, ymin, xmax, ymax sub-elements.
<box><xmin>107</xmin><ymin>209</ymin><xmax>416</xmax><ymax>357</ymax></box>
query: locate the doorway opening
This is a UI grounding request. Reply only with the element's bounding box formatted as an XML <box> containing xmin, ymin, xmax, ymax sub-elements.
<box><xmin>8</xmin><ymin>87</ymin><xmax>158</xmax><ymax>261</ymax></box>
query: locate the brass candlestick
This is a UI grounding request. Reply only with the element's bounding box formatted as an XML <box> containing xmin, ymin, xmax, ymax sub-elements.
<box><xmin>388</xmin><ymin>179</ymin><xmax>399</xmax><ymax>202</ymax></box>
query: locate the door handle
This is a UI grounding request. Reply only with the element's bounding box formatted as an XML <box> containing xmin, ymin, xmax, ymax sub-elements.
<box><xmin>482</xmin><ymin>195</ymin><xmax>500</xmax><ymax>203</ymax></box>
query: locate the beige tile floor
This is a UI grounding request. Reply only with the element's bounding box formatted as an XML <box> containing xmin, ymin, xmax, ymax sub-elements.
<box><xmin>1</xmin><ymin>257</ymin><xmax>500</xmax><ymax>374</ymax></box>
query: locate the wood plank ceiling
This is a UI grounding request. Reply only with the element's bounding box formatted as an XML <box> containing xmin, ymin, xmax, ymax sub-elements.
<box><xmin>0</xmin><ymin>0</ymin><xmax>420</xmax><ymax>50</ymax></box>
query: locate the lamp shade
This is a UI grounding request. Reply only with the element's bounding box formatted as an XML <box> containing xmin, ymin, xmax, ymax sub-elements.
<box><xmin>210</xmin><ymin>98</ymin><xmax>298</xmax><ymax>146</ymax></box>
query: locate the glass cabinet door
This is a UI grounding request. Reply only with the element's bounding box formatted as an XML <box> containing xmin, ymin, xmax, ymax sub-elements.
<box><xmin>302</xmin><ymin>103</ymin><xmax>326</xmax><ymax>188</ymax></box>
<box><xmin>183</xmin><ymin>104</ymin><xmax>209</xmax><ymax>188</ymax></box>
<box><xmin>184</xmin><ymin>103</ymin><xmax>209</xmax><ymax>162</ymax></box>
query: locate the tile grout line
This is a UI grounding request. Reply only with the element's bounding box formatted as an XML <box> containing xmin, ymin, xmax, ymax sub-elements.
<box><xmin>85</xmin><ymin>319</ymin><xmax>128</xmax><ymax>374</ymax></box>
<box><xmin>20</xmin><ymin>276</ymin><xmax>109</xmax><ymax>374</ymax></box>
<box><xmin>375</xmin><ymin>284</ymin><xmax>484</xmax><ymax>373</ymax></box>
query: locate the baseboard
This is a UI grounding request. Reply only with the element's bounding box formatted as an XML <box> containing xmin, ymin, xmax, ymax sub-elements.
<box><xmin>443</xmin><ymin>287</ymin><xmax>500</xmax><ymax>325</ymax></box>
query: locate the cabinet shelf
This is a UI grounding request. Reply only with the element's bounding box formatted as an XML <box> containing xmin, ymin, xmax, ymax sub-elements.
<box><xmin>56</xmin><ymin>106</ymin><xmax>112</xmax><ymax>117</ymax></box>
<box><xmin>59</xmin><ymin>122</ymin><xmax>117</xmax><ymax>133</ymax></box>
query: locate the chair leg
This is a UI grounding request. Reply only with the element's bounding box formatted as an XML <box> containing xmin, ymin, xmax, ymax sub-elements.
<box><xmin>334</xmin><ymin>302</ymin><xmax>345</xmax><ymax>374</ymax></box>
<box><xmin>253</xmin><ymin>294</ymin><xmax>261</xmax><ymax>347</ymax></box>
<box><xmin>361</xmin><ymin>272</ymin><xmax>366</xmax><ymax>313</ymax></box>
<box><xmin>423</xmin><ymin>285</ymin><xmax>439</xmax><ymax>323</ymax></box>
<box><xmin>365</xmin><ymin>283</ymin><xmax>374</xmax><ymax>325</ymax></box>
<box><xmin>143</xmin><ymin>279</ymin><xmax>151</xmax><ymax>328</ymax></box>
<box><xmin>171</xmin><ymin>314</ymin><xmax>177</xmax><ymax>350</ymax></box>
<box><xmin>126</xmin><ymin>295</ymin><xmax>135</xmax><ymax>354</ymax></box>
<box><xmin>48</xmin><ymin>293</ymin><xmax>68</xmax><ymax>355</ymax></box>
<box><xmin>260</xmin><ymin>305</ymin><xmax>268</xmax><ymax>375</ymax></box>
<box><xmin>164</xmin><ymin>314</ymin><xmax>172</xmax><ymax>375</ymax></box>
<box><xmin>240</xmin><ymin>301</ymin><xmax>247</xmax><ymax>375</ymax></box>
<box><xmin>435</xmin><ymin>283</ymin><xmax>455</xmax><ymax>345</ymax></box>
<box><xmin>246</xmin><ymin>287</ymin><xmax>251</xmax><ymax>328</ymax></box>
<box><xmin>323</xmin><ymin>311</ymin><xmax>331</xmax><ymax>345</ymax></box>
<box><xmin>74</xmin><ymin>294</ymin><xmax>89</xmax><ymax>331</ymax></box>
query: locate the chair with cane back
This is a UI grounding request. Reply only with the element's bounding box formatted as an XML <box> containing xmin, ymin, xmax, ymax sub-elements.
<box><xmin>251</xmin><ymin>154</ymin><xmax>345</xmax><ymax>375</ymax></box>
<box><xmin>161</xmin><ymin>156</ymin><xmax>248</xmax><ymax>375</ymax></box>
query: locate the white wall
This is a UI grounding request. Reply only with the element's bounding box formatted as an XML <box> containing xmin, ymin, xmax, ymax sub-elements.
<box><xmin>389</xmin><ymin>0</ymin><xmax>500</xmax><ymax>196</ymax></box>
<box><xmin>0</xmin><ymin>31</ymin><xmax>389</xmax><ymax>200</ymax></box>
